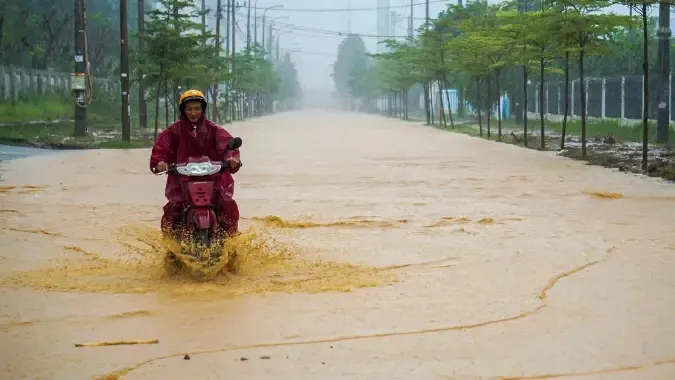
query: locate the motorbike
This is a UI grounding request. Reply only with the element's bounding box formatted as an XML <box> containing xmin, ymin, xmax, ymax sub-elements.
<box><xmin>153</xmin><ymin>137</ymin><xmax>243</xmax><ymax>272</ymax></box>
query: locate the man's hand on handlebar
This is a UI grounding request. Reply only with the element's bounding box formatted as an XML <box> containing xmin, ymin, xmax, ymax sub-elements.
<box><xmin>226</xmin><ymin>157</ymin><xmax>241</xmax><ymax>170</ymax></box>
<box><xmin>155</xmin><ymin>161</ymin><xmax>169</xmax><ymax>173</ymax></box>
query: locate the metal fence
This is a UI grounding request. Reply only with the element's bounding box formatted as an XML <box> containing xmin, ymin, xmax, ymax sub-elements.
<box><xmin>526</xmin><ymin>74</ymin><xmax>674</xmax><ymax>123</ymax></box>
<box><xmin>0</xmin><ymin>65</ymin><xmax>119</xmax><ymax>101</ymax></box>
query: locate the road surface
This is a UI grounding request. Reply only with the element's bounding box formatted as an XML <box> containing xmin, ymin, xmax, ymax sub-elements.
<box><xmin>1</xmin><ymin>111</ymin><xmax>674</xmax><ymax>380</ymax></box>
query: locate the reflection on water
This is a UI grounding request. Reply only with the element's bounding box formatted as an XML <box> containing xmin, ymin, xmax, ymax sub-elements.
<box><xmin>0</xmin><ymin>144</ymin><xmax>60</xmax><ymax>161</ymax></box>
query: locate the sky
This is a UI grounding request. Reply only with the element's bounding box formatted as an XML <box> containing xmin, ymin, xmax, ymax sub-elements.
<box><xmin>203</xmin><ymin>0</ymin><xmax>671</xmax><ymax>93</ymax></box>
<box><xmin>207</xmin><ymin>0</ymin><xmax>453</xmax><ymax>91</ymax></box>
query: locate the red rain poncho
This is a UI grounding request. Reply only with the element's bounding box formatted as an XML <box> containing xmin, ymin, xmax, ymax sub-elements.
<box><xmin>149</xmin><ymin>115</ymin><xmax>241</xmax><ymax>235</ymax></box>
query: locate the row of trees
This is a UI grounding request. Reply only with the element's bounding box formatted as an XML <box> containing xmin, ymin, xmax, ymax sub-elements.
<box><xmin>139</xmin><ymin>0</ymin><xmax>301</xmax><ymax>135</ymax></box>
<box><xmin>1</xmin><ymin>0</ymin><xmax>302</xmax><ymax>135</ymax></box>
<box><xmin>1</xmin><ymin>0</ymin><xmax>139</xmax><ymax>74</ymax></box>
<box><xmin>332</xmin><ymin>0</ymin><xmax>670</xmax><ymax>166</ymax></box>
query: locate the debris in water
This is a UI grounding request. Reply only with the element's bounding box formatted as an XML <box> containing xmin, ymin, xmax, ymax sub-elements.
<box><xmin>240</xmin><ymin>357</ymin><xmax>248</xmax><ymax>361</ymax></box>
<box><xmin>184</xmin><ymin>354</ymin><xmax>190</xmax><ymax>360</ymax></box>
<box><xmin>8</xmin><ymin>227</ymin><xmax>63</xmax><ymax>236</ymax></box>
<box><xmin>583</xmin><ymin>190</ymin><xmax>624</xmax><ymax>199</ymax></box>
<box><xmin>75</xmin><ymin>339</ymin><xmax>159</xmax><ymax>347</ymax></box>
<box><xmin>260</xmin><ymin>356</ymin><xmax>271</xmax><ymax>360</ymax></box>
<box><xmin>250</xmin><ymin>215</ymin><xmax>404</xmax><ymax>229</ymax></box>
<box><xmin>477</xmin><ymin>218</ymin><xmax>496</xmax><ymax>224</ymax></box>
<box><xmin>0</xmin><ymin>185</ymin><xmax>47</xmax><ymax>194</ymax></box>
<box><xmin>105</xmin><ymin>310</ymin><xmax>153</xmax><ymax>319</ymax></box>
<box><xmin>425</xmin><ymin>216</ymin><xmax>506</xmax><ymax>228</ymax></box>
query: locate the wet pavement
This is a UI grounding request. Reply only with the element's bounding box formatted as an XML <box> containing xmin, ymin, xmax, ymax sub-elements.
<box><xmin>1</xmin><ymin>111</ymin><xmax>675</xmax><ymax>379</ymax></box>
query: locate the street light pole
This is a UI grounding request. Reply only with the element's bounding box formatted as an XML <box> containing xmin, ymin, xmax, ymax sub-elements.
<box><xmin>246</xmin><ymin>1</ymin><xmax>251</xmax><ymax>51</ymax></box>
<box><xmin>261</xmin><ymin>5</ymin><xmax>283</xmax><ymax>58</ymax></box>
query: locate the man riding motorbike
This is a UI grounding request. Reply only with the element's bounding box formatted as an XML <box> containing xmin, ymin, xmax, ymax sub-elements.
<box><xmin>150</xmin><ymin>89</ymin><xmax>242</xmax><ymax>237</ymax></box>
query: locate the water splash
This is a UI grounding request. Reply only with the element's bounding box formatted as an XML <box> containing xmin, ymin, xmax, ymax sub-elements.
<box><xmin>3</xmin><ymin>225</ymin><xmax>397</xmax><ymax>297</ymax></box>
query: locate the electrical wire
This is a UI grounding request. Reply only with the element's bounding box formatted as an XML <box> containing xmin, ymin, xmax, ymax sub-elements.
<box><xmin>251</xmin><ymin>0</ymin><xmax>446</xmax><ymax>13</ymax></box>
<box><xmin>239</xmin><ymin>13</ymin><xmax>416</xmax><ymax>38</ymax></box>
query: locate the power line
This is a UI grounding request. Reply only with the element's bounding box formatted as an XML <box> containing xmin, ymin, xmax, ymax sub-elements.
<box><xmin>284</xmin><ymin>49</ymin><xmax>336</xmax><ymax>57</ymax></box>
<box><xmin>251</xmin><ymin>0</ymin><xmax>446</xmax><ymax>13</ymax></box>
<box><xmin>238</xmin><ymin>13</ymin><xmax>415</xmax><ymax>39</ymax></box>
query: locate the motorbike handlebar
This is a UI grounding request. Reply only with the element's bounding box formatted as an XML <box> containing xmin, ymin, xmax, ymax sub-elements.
<box><xmin>152</xmin><ymin>162</ymin><xmax>242</xmax><ymax>176</ymax></box>
<box><xmin>152</xmin><ymin>137</ymin><xmax>243</xmax><ymax>176</ymax></box>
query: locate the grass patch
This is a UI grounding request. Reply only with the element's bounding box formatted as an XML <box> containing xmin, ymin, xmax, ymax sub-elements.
<box><xmin>0</xmin><ymin>122</ymin><xmax>154</xmax><ymax>150</ymax></box>
<box><xmin>98</xmin><ymin>139</ymin><xmax>154</xmax><ymax>149</ymax></box>
<box><xmin>427</xmin><ymin>115</ymin><xmax>675</xmax><ymax>145</ymax></box>
<box><xmin>424</xmin><ymin>115</ymin><xmax>675</xmax><ymax>182</ymax></box>
<box><xmin>541</xmin><ymin>118</ymin><xmax>675</xmax><ymax>144</ymax></box>
<box><xmin>0</xmin><ymin>95</ymin><xmax>121</xmax><ymax>124</ymax></box>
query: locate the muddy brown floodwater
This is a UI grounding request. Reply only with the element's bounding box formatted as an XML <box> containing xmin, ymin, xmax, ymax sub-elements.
<box><xmin>1</xmin><ymin>111</ymin><xmax>675</xmax><ymax>380</ymax></box>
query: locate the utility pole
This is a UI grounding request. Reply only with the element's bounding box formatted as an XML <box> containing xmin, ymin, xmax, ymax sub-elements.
<box><xmin>390</xmin><ymin>11</ymin><xmax>396</xmax><ymax>41</ymax></box>
<box><xmin>137</xmin><ymin>0</ymin><xmax>147</xmax><ymax>129</ymax></box>
<box><xmin>276</xmin><ymin>34</ymin><xmax>280</xmax><ymax>62</ymax></box>
<box><xmin>202</xmin><ymin>0</ymin><xmax>207</xmax><ymax>32</ymax></box>
<box><xmin>73</xmin><ymin>0</ymin><xmax>87</xmax><ymax>136</ymax></box>
<box><xmin>515</xmin><ymin>0</ymin><xmax>524</xmax><ymax>125</ymax></box>
<box><xmin>268</xmin><ymin>24</ymin><xmax>273</xmax><ymax>61</ymax></box>
<box><xmin>225</xmin><ymin>0</ymin><xmax>230</xmax><ymax>56</ymax></box>
<box><xmin>214</xmin><ymin>0</ymin><xmax>222</xmax><ymax>121</ymax></box>
<box><xmin>657</xmin><ymin>1</ymin><xmax>671</xmax><ymax>144</ymax></box>
<box><xmin>424</xmin><ymin>0</ymin><xmax>431</xmax><ymax>125</ymax></box>
<box><xmin>246</xmin><ymin>1</ymin><xmax>251</xmax><ymax>50</ymax></box>
<box><xmin>224</xmin><ymin>0</ymin><xmax>231</xmax><ymax>121</ymax></box>
<box><xmin>120</xmin><ymin>0</ymin><xmax>131</xmax><ymax>141</ymax></box>
<box><xmin>254</xmin><ymin>6</ymin><xmax>258</xmax><ymax>46</ymax></box>
<box><xmin>408</xmin><ymin>0</ymin><xmax>413</xmax><ymax>38</ymax></box>
<box><xmin>231</xmin><ymin>0</ymin><xmax>237</xmax><ymax>120</ymax></box>
<box><xmin>262</xmin><ymin>16</ymin><xmax>266</xmax><ymax>57</ymax></box>
<box><xmin>245</xmin><ymin>1</ymin><xmax>251</xmax><ymax>118</ymax></box>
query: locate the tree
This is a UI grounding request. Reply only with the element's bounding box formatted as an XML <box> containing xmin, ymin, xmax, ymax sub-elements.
<box><xmin>622</xmin><ymin>0</ymin><xmax>658</xmax><ymax>170</ymax></box>
<box><xmin>332</xmin><ymin>34</ymin><xmax>372</xmax><ymax>110</ymax></box>
<box><xmin>556</xmin><ymin>0</ymin><xmax>632</xmax><ymax>157</ymax></box>
<box><xmin>137</xmin><ymin>0</ymin><xmax>215</xmax><ymax>137</ymax></box>
<box><xmin>276</xmin><ymin>53</ymin><xmax>302</xmax><ymax>110</ymax></box>
<box><xmin>0</xmin><ymin>0</ymin><xmax>144</xmax><ymax>72</ymax></box>
<box><xmin>448</xmin><ymin>1</ymin><xmax>517</xmax><ymax>139</ymax></box>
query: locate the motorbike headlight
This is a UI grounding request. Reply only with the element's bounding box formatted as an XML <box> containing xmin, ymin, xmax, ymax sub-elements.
<box><xmin>176</xmin><ymin>162</ymin><xmax>222</xmax><ymax>176</ymax></box>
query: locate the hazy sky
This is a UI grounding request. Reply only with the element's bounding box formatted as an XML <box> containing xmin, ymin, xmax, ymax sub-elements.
<box><xmin>225</xmin><ymin>0</ymin><xmax>453</xmax><ymax>91</ymax></box>
<box><xmin>206</xmin><ymin>0</ymin><xmax>662</xmax><ymax>92</ymax></box>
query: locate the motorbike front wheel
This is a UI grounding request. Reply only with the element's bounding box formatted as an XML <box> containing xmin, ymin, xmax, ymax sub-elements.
<box><xmin>163</xmin><ymin>251</ymin><xmax>186</xmax><ymax>276</ymax></box>
<box><xmin>196</xmin><ymin>229</ymin><xmax>210</xmax><ymax>247</ymax></box>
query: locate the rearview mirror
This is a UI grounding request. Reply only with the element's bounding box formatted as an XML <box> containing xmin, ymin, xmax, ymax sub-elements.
<box><xmin>227</xmin><ymin>137</ymin><xmax>242</xmax><ymax>150</ymax></box>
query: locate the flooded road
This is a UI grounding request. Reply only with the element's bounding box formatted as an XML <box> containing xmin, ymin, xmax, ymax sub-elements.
<box><xmin>0</xmin><ymin>144</ymin><xmax>60</xmax><ymax>161</ymax></box>
<box><xmin>1</xmin><ymin>111</ymin><xmax>675</xmax><ymax>379</ymax></box>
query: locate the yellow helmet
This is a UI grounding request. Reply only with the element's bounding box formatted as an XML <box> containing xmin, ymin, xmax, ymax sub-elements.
<box><xmin>179</xmin><ymin>89</ymin><xmax>207</xmax><ymax>110</ymax></box>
